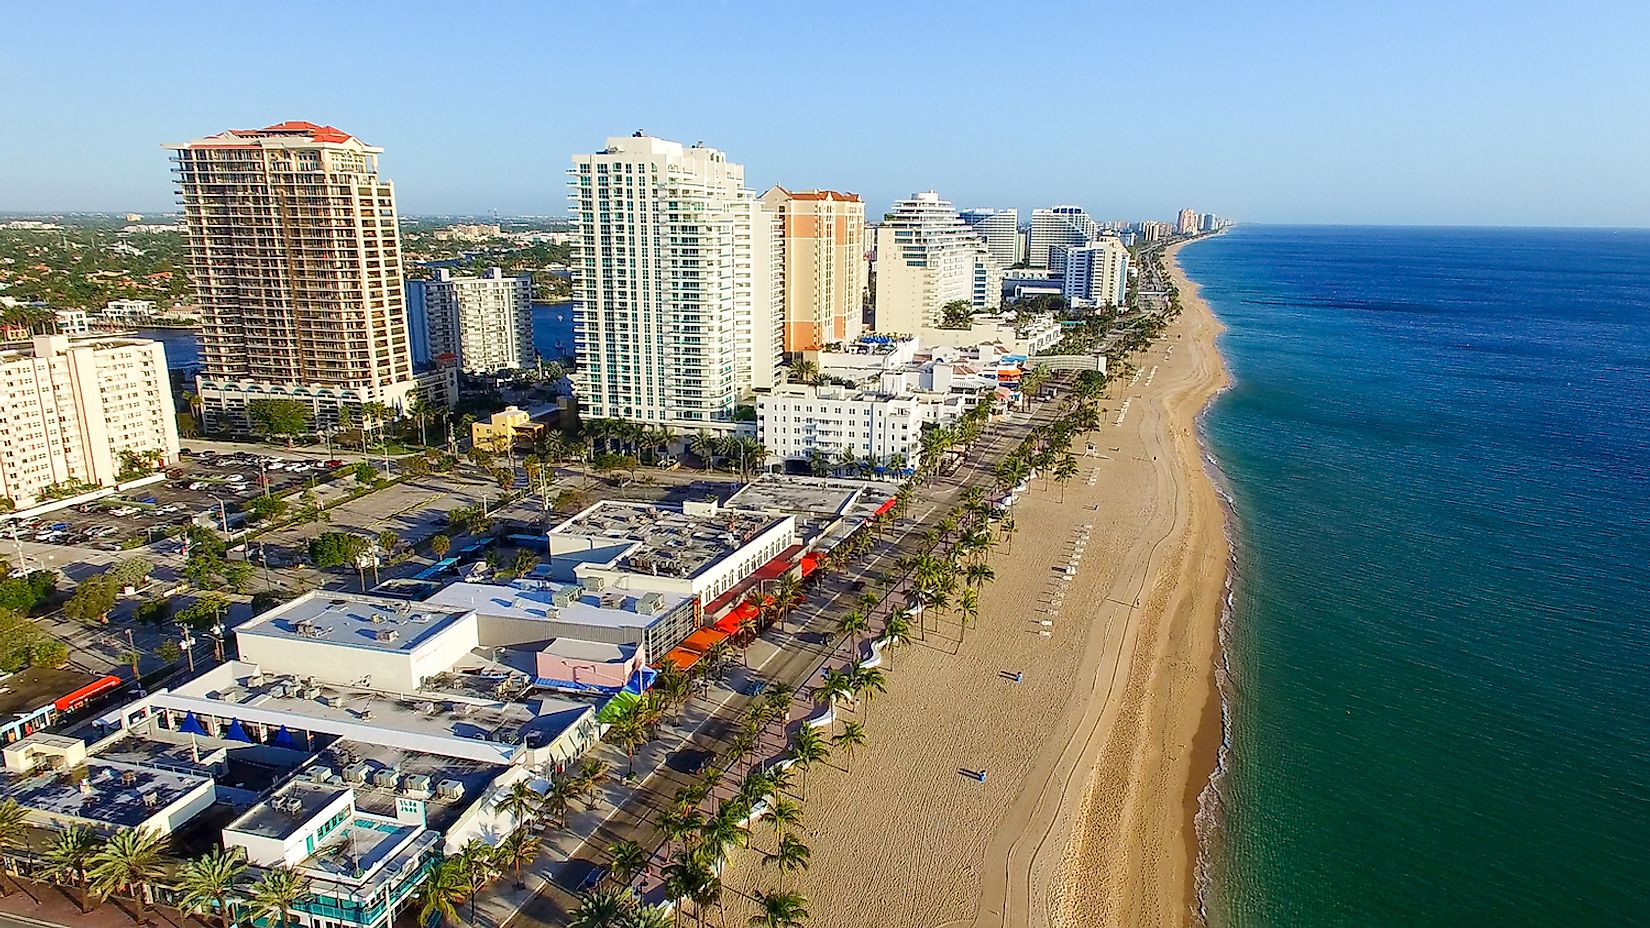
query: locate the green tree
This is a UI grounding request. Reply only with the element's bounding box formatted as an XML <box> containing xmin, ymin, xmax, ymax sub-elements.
<box><xmin>429</xmin><ymin>534</ymin><xmax>452</xmax><ymax>559</ymax></box>
<box><xmin>415</xmin><ymin>857</ymin><xmax>471</xmax><ymax>928</ymax></box>
<box><xmin>748</xmin><ymin>889</ymin><xmax>809</xmax><ymax>928</ymax></box>
<box><xmin>833</xmin><ymin>720</ymin><xmax>867</xmax><ymax>769</ymax></box>
<box><xmin>308</xmin><ymin>532</ymin><xmax>371</xmax><ymax>569</ymax></box>
<box><xmin>39</xmin><ymin>825</ymin><xmax>102</xmax><ymax>913</ymax></box>
<box><xmin>569</xmin><ymin>885</ymin><xmax>635</xmax><ymax>928</ymax></box>
<box><xmin>177</xmin><ymin>845</ymin><xmax>248</xmax><ymax>928</ymax></box>
<box><xmin>761</xmin><ymin>833</ymin><xmax>811</xmax><ymax>886</ymax></box>
<box><xmin>247</xmin><ymin>864</ymin><xmax>311</xmax><ymax>928</ymax></box>
<box><xmin>63</xmin><ymin>574</ymin><xmax>119</xmax><ymax>624</ymax></box>
<box><xmin>606</xmin><ymin>839</ymin><xmax>648</xmax><ymax>886</ymax></box>
<box><xmin>939</xmin><ymin>299</ymin><xmax>974</xmax><ymax>329</ymax></box>
<box><xmin>87</xmin><ymin>827</ymin><xmax>172</xmax><ymax>923</ymax></box>
<box><xmin>246</xmin><ymin>398</ymin><xmax>312</xmax><ymax>445</ymax></box>
<box><xmin>496</xmin><ymin>828</ymin><xmax>542</xmax><ymax>890</ymax></box>
<box><xmin>245</xmin><ymin>494</ymin><xmax>288</xmax><ymax>524</ymax></box>
<box><xmin>0</xmin><ymin>798</ymin><xmax>25</xmax><ymax>897</ymax></box>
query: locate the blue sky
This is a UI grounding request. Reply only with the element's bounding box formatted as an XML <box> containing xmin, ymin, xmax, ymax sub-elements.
<box><xmin>2</xmin><ymin>1</ymin><xmax>1647</xmax><ymax>226</ymax></box>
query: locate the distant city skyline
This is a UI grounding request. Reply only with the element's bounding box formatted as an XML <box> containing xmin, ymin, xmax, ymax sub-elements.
<box><xmin>1</xmin><ymin>2</ymin><xmax>1647</xmax><ymax>227</ymax></box>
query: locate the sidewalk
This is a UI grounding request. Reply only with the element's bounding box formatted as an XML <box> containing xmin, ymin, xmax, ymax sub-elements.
<box><xmin>0</xmin><ymin>881</ymin><xmax>208</xmax><ymax>928</ymax></box>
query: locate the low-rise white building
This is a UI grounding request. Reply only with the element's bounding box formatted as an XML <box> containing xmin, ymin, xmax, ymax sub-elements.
<box><xmin>0</xmin><ymin>335</ymin><xmax>180</xmax><ymax>509</ymax></box>
<box><xmin>920</xmin><ymin>312</ymin><xmax>1062</xmax><ymax>356</ymax></box>
<box><xmin>53</xmin><ymin>309</ymin><xmax>90</xmax><ymax>336</ymax></box>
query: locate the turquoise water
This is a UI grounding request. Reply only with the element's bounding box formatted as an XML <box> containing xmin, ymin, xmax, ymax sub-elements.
<box><xmin>1182</xmin><ymin>227</ymin><xmax>1650</xmax><ymax>926</ymax></box>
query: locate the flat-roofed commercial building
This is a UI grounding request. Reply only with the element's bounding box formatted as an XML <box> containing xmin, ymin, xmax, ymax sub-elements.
<box><xmin>760</xmin><ymin>187</ymin><xmax>866</xmax><ymax>352</ymax></box>
<box><xmin>423</xmin><ymin>578</ymin><xmax>697</xmax><ymax>668</ymax></box>
<box><xmin>234</xmin><ymin>592</ymin><xmax>481</xmax><ymax>693</ymax></box>
<box><xmin>0</xmin><ymin>334</ymin><xmax>179</xmax><ymax>509</ymax></box>
<box><xmin>166</xmin><ymin>121</ymin><xmax>435</xmax><ymax>430</ymax></box>
<box><xmin>0</xmin><ymin>732</ymin><xmax>215</xmax><ymax>836</ymax></box>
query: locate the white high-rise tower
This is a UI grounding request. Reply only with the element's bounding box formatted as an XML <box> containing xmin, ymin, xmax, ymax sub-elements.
<box><xmin>570</xmin><ymin>135</ymin><xmax>780</xmax><ymax>427</ymax></box>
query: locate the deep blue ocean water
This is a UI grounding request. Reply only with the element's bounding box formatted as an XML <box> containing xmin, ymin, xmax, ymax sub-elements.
<box><xmin>1182</xmin><ymin>226</ymin><xmax>1650</xmax><ymax>927</ymax></box>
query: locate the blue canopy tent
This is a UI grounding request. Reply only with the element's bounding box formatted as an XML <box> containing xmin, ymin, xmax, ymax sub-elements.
<box><xmin>177</xmin><ymin>712</ymin><xmax>207</xmax><ymax>736</ymax></box>
<box><xmin>224</xmin><ymin>719</ymin><xmax>254</xmax><ymax>743</ymax></box>
<box><xmin>271</xmin><ymin>726</ymin><xmax>299</xmax><ymax>749</ymax></box>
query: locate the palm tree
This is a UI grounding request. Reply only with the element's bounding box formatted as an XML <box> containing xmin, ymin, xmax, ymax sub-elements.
<box><xmin>790</xmin><ymin>358</ymin><xmax>818</xmax><ymax>385</ymax></box>
<box><xmin>958</xmin><ymin>587</ymin><xmax>981</xmax><ymax>631</ymax></box>
<box><xmin>177</xmin><ymin>845</ymin><xmax>248</xmax><ymax>927</ymax></box>
<box><xmin>787</xmin><ymin>726</ymin><xmax>831</xmax><ymax>797</ymax></box>
<box><xmin>761</xmin><ymin>834</ymin><xmax>811</xmax><ymax>886</ymax></box>
<box><xmin>569</xmin><ymin>884</ymin><xmax>634</xmax><ymax>928</ymax></box>
<box><xmin>879</xmin><ymin>613</ymin><xmax>912</xmax><ymax>668</ymax></box>
<box><xmin>497</xmin><ymin>828</ymin><xmax>542</xmax><ymax>890</ymax></box>
<box><xmin>417</xmin><ymin>857</ymin><xmax>472</xmax><ymax>928</ymax></box>
<box><xmin>656</xmin><ymin>804</ymin><xmax>705</xmax><ymax>857</ymax></box>
<box><xmin>606</xmin><ymin>714</ymin><xmax>648</xmax><ymax>775</ymax></box>
<box><xmin>748</xmin><ymin>889</ymin><xmax>809</xmax><ymax>928</ymax></box>
<box><xmin>1053</xmin><ymin>454</ymin><xmax>1079</xmax><ymax>502</ymax></box>
<box><xmin>606</xmin><ymin>839</ymin><xmax>648</xmax><ymax>887</ymax></box>
<box><xmin>833</xmin><ymin>720</ymin><xmax>867</xmax><ymax>770</ymax></box>
<box><xmin>0</xmin><ymin>798</ymin><xmax>28</xmax><ymax>898</ymax></box>
<box><xmin>247</xmin><ymin>864</ymin><xmax>311</xmax><ymax>928</ymax></box>
<box><xmin>818</xmin><ymin>667</ymin><xmax>855</xmax><ymax>713</ymax></box>
<box><xmin>498</xmin><ymin>778</ymin><xmax>541</xmax><ymax>829</ymax></box>
<box><xmin>577</xmin><ymin>756</ymin><xmax>611</xmax><ymax>809</ymax></box>
<box><xmin>761</xmin><ymin>797</ymin><xmax>802</xmax><ymax>846</ymax></box>
<box><xmin>661</xmin><ymin>851</ymin><xmax>717</xmax><ymax>925</ymax></box>
<box><xmin>833</xmin><ymin>609</ymin><xmax>870</xmax><ymax>659</ymax></box>
<box><xmin>849</xmin><ymin>666</ymin><xmax>888</xmax><ymax>723</ymax></box>
<box><xmin>40</xmin><ymin>825</ymin><xmax>103</xmax><ymax>914</ymax></box>
<box><xmin>624</xmin><ymin>903</ymin><xmax>675</xmax><ymax>928</ymax></box>
<box><xmin>964</xmin><ymin>561</ymin><xmax>995</xmax><ymax>589</ymax></box>
<box><xmin>87</xmin><ymin>827</ymin><xmax>171</xmax><ymax>924</ymax></box>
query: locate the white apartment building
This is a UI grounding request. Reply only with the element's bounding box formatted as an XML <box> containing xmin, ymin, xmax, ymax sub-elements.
<box><xmin>167</xmin><ymin>122</ymin><xmax>431</xmax><ymax>432</ymax></box>
<box><xmin>874</xmin><ymin>192</ymin><xmax>1001</xmax><ymax>335</ymax></box>
<box><xmin>960</xmin><ymin>208</ymin><xmax>1022</xmax><ymax>269</ymax></box>
<box><xmin>415</xmin><ymin>268</ymin><xmax>535</xmax><ymax>373</ymax></box>
<box><xmin>570</xmin><ymin>135</ymin><xmax>780</xmax><ymax>428</ymax></box>
<box><xmin>103</xmin><ymin>299</ymin><xmax>156</xmax><ymax>322</ymax></box>
<box><xmin>1029</xmin><ymin>206</ymin><xmax>1101</xmax><ymax>268</ymax></box>
<box><xmin>0</xmin><ymin>335</ymin><xmax>180</xmax><ymax>509</ymax></box>
<box><xmin>53</xmin><ymin>310</ymin><xmax>90</xmax><ymax>336</ymax></box>
<box><xmin>920</xmin><ymin>312</ymin><xmax>1063</xmax><ymax>356</ymax></box>
<box><xmin>1056</xmin><ymin>237</ymin><xmax>1131</xmax><ymax>308</ymax></box>
<box><xmin>757</xmin><ymin>384</ymin><xmax>924</xmax><ymax>470</ymax></box>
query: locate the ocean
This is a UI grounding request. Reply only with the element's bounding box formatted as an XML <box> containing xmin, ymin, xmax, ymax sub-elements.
<box><xmin>1182</xmin><ymin>226</ymin><xmax>1650</xmax><ymax>926</ymax></box>
<box><xmin>137</xmin><ymin>301</ymin><xmax>576</xmax><ymax>371</ymax></box>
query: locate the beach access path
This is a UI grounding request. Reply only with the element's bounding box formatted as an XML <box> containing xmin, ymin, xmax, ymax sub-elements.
<box><xmin>716</xmin><ymin>244</ymin><xmax>1231</xmax><ymax>928</ymax></box>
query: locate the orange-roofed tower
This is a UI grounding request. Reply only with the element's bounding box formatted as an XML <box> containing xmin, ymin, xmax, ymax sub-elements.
<box><xmin>759</xmin><ymin>186</ymin><xmax>866</xmax><ymax>353</ymax></box>
<box><xmin>165</xmin><ymin>123</ymin><xmax>448</xmax><ymax>432</ymax></box>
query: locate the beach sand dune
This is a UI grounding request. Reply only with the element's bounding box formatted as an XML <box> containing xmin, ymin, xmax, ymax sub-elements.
<box><xmin>719</xmin><ymin>242</ymin><xmax>1229</xmax><ymax>928</ymax></box>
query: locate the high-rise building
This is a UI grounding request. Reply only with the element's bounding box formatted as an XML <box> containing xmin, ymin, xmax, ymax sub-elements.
<box><xmin>410</xmin><ymin>268</ymin><xmax>535</xmax><ymax>373</ymax></box>
<box><xmin>1201</xmin><ymin>212</ymin><xmax>1218</xmax><ymax>232</ymax></box>
<box><xmin>1028</xmin><ymin>206</ymin><xmax>1100</xmax><ymax>268</ymax></box>
<box><xmin>874</xmin><ymin>192</ymin><xmax>999</xmax><ymax>334</ymax></box>
<box><xmin>0</xmin><ymin>335</ymin><xmax>180</xmax><ymax>509</ymax></box>
<box><xmin>1056</xmin><ymin>237</ymin><xmax>1131</xmax><ymax>308</ymax></box>
<box><xmin>1177</xmin><ymin>208</ymin><xmax>1200</xmax><ymax>235</ymax></box>
<box><xmin>570</xmin><ymin>135</ymin><xmax>780</xmax><ymax>428</ymax></box>
<box><xmin>166</xmin><ymin>122</ymin><xmax>434</xmax><ymax>431</ymax></box>
<box><xmin>760</xmin><ymin>187</ymin><xmax>866</xmax><ymax>353</ymax></box>
<box><xmin>960</xmin><ymin>208</ymin><xmax>1021</xmax><ymax>268</ymax></box>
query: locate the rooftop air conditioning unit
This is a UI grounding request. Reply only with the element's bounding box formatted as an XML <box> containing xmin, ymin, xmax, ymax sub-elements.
<box><xmin>322</xmin><ymin>693</ymin><xmax>349</xmax><ymax>708</ymax></box>
<box><xmin>373</xmin><ymin>770</ymin><xmax>400</xmax><ymax>789</ymax></box>
<box><xmin>636</xmin><ymin>592</ymin><xmax>664</xmax><ymax>616</ymax></box>
<box><xmin>552</xmin><ymin>586</ymin><xmax>579</xmax><ymax>607</ymax></box>
<box><xmin>374</xmin><ymin>628</ymin><xmax>399</xmax><ymax>643</ymax></box>
<box><xmin>436</xmin><ymin>779</ymin><xmax>464</xmax><ymax>800</ymax></box>
<box><xmin>120</xmin><ymin>769</ymin><xmax>139</xmax><ymax>786</ymax></box>
<box><xmin>585</xmin><ymin>575</ymin><xmax>609</xmax><ymax>592</ymax></box>
<box><xmin>268</xmin><ymin>683</ymin><xmax>288</xmax><ymax>698</ymax></box>
<box><xmin>343</xmin><ymin>763</ymin><xmax>369</xmax><ymax>784</ymax></box>
<box><xmin>302</xmin><ymin>685</ymin><xmax>322</xmax><ymax>700</ymax></box>
<box><xmin>403</xmin><ymin>774</ymin><xmax>432</xmax><ymax>798</ymax></box>
<box><xmin>306</xmin><ymin>765</ymin><xmax>334</xmax><ymax>782</ymax></box>
<box><xmin>248</xmin><ymin>673</ymin><xmax>266</xmax><ymax>688</ymax></box>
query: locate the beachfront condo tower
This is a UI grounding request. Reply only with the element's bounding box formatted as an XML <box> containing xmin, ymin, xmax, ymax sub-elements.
<box><xmin>760</xmin><ymin>187</ymin><xmax>867</xmax><ymax>353</ymax></box>
<box><xmin>410</xmin><ymin>268</ymin><xmax>536</xmax><ymax>373</ymax></box>
<box><xmin>1028</xmin><ymin>205</ymin><xmax>1102</xmax><ymax>269</ymax></box>
<box><xmin>960</xmin><ymin>208</ymin><xmax>1023</xmax><ymax>269</ymax></box>
<box><xmin>166</xmin><ymin>122</ymin><xmax>440</xmax><ymax>432</ymax></box>
<box><xmin>1055</xmin><ymin>236</ymin><xmax>1131</xmax><ymax>308</ymax></box>
<box><xmin>874</xmin><ymin>192</ymin><xmax>1001</xmax><ymax>334</ymax></box>
<box><xmin>570</xmin><ymin>135</ymin><xmax>781</xmax><ymax>428</ymax></box>
<box><xmin>1177</xmin><ymin>208</ymin><xmax>1201</xmax><ymax>235</ymax></box>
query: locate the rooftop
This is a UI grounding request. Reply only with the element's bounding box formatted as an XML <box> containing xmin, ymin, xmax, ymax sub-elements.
<box><xmin>236</xmin><ymin>592</ymin><xmax>473</xmax><ymax>655</ymax></box>
<box><xmin>423</xmin><ymin>579</ymin><xmax>689</xmax><ymax>631</ymax></box>
<box><xmin>727</xmin><ymin>475</ymin><xmax>894</xmax><ymax>520</ymax></box>
<box><xmin>0</xmin><ymin>760</ymin><xmax>210</xmax><ymax>829</ymax></box>
<box><xmin>155</xmin><ymin>662</ymin><xmax>591</xmax><ymax>765</ymax></box>
<box><xmin>226</xmin><ymin>780</ymin><xmax>349</xmax><ymax>840</ymax></box>
<box><xmin>312</xmin><ymin>740</ymin><xmax>506</xmax><ymax>834</ymax></box>
<box><xmin>550</xmin><ymin>501</ymin><xmax>787</xmax><ymax>580</ymax></box>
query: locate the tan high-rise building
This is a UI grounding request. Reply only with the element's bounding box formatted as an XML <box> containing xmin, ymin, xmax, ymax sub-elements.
<box><xmin>760</xmin><ymin>187</ymin><xmax>866</xmax><ymax>353</ymax></box>
<box><xmin>1177</xmin><ymin>208</ymin><xmax>1200</xmax><ymax>236</ymax></box>
<box><xmin>166</xmin><ymin>122</ymin><xmax>437</xmax><ymax>432</ymax></box>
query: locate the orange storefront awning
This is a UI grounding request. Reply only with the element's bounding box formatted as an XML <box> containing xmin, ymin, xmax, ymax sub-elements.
<box><xmin>714</xmin><ymin>602</ymin><xmax>761</xmax><ymax>634</ymax></box>
<box><xmin>661</xmin><ymin>648</ymin><xmax>704</xmax><ymax>671</ymax></box>
<box><xmin>800</xmin><ymin>553</ymin><xmax>822</xmax><ymax>577</ymax></box>
<box><xmin>679</xmin><ymin>627</ymin><xmax>730</xmax><ymax>654</ymax></box>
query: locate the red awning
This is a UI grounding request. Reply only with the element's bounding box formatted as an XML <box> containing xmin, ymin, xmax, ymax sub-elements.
<box><xmin>679</xmin><ymin>627</ymin><xmax>730</xmax><ymax>654</ymax></box>
<box><xmin>714</xmin><ymin>602</ymin><xmax>761</xmax><ymax>634</ymax></box>
<box><xmin>800</xmin><ymin>553</ymin><xmax>822</xmax><ymax>577</ymax></box>
<box><xmin>662</xmin><ymin>648</ymin><xmax>703</xmax><ymax>671</ymax></box>
<box><xmin>753</xmin><ymin>545</ymin><xmax>805</xmax><ymax>581</ymax></box>
<box><xmin>872</xmin><ymin>497</ymin><xmax>896</xmax><ymax>517</ymax></box>
<box><xmin>53</xmin><ymin>675</ymin><xmax>121</xmax><ymax>713</ymax></box>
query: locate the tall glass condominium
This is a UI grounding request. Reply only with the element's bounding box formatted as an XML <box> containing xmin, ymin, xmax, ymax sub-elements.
<box><xmin>570</xmin><ymin>135</ymin><xmax>781</xmax><ymax>428</ymax></box>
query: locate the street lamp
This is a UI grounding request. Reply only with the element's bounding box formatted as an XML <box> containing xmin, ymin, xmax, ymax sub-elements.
<box><xmin>206</xmin><ymin>494</ymin><xmax>229</xmax><ymax>534</ymax></box>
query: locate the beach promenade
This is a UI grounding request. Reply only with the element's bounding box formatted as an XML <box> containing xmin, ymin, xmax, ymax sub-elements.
<box><xmin>717</xmin><ymin>241</ymin><xmax>1230</xmax><ymax>928</ymax></box>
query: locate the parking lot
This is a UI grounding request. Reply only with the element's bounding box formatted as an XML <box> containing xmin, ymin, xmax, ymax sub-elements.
<box><xmin>5</xmin><ymin>448</ymin><xmax>357</xmax><ymax>551</ymax></box>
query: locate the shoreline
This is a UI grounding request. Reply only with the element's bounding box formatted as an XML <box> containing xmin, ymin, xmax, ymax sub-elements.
<box><xmin>714</xmin><ymin>239</ymin><xmax>1233</xmax><ymax>928</ymax></box>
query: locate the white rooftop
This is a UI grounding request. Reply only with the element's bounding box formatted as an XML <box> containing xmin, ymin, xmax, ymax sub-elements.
<box><xmin>422</xmin><ymin>580</ymin><xmax>688</xmax><ymax>631</ymax></box>
<box><xmin>237</xmin><ymin>592</ymin><xmax>472</xmax><ymax>655</ymax></box>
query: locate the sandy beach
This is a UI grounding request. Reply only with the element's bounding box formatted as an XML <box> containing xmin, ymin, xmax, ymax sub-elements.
<box><xmin>719</xmin><ymin>241</ymin><xmax>1231</xmax><ymax>928</ymax></box>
